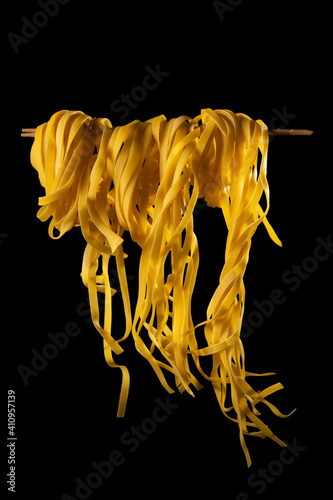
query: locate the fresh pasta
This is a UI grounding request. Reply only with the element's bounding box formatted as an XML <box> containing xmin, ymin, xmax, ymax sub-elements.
<box><xmin>29</xmin><ymin>108</ymin><xmax>293</xmax><ymax>466</ymax></box>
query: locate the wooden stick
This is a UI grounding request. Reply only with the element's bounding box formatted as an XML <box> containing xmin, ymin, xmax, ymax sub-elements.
<box><xmin>21</xmin><ymin>129</ymin><xmax>38</xmax><ymax>137</ymax></box>
<box><xmin>268</xmin><ymin>129</ymin><xmax>313</xmax><ymax>136</ymax></box>
<box><xmin>21</xmin><ymin>128</ymin><xmax>314</xmax><ymax>138</ymax></box>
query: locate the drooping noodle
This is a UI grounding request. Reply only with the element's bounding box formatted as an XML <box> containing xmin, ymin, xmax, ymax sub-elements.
<box><xmin>30</xmin><ymin>109</ymin><xmax>293</xmax><ymax>466</ymax></box>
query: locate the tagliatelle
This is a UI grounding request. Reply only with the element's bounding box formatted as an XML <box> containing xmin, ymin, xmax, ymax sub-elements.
<box><xmin>29</xmin><ymin>108</ymin><xmax>293</xmax><ymax>466</ymax></box>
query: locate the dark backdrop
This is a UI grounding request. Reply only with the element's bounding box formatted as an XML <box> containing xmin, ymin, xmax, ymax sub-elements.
<box><xmin>3</xmin><ymin>1</ymin><xmax>330</xmax><ymax>499</ymax></box>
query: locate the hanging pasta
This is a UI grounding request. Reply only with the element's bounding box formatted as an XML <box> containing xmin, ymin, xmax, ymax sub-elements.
<box><xmin>28</xmin><ymin>108</ymin><xmax>294</xmax><ymax>466</ymax></box>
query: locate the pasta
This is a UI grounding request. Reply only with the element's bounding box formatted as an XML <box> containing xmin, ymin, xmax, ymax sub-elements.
<box><xmin>29</xmin><ymin>108</ymin><xmax>293</xmax><ymax>466</ymax></box>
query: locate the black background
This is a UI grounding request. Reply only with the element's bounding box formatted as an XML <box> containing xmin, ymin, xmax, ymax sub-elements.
<box><xmin>3</xmin><ymin>1</ymin><xmax>331</xmax><ymax>499</ymax></box>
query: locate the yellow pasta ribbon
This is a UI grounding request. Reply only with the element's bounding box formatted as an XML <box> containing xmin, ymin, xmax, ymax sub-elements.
<box><xmin>30</xmin><ymin>108</ymin><xmax>292</xmax><ymax>465</ymax></box>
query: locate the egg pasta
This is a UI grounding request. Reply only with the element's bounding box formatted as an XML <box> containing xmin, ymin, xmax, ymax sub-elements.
<box><xmin>30</xmin><ymin>108</ymin><xmax>292</xmax><ymax>466</ymax></box>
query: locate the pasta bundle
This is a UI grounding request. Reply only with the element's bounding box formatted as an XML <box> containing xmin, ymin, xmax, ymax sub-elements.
<box><xmin>30</xmin><ymin>109</ymin><xmax>292</xmax><ymax>466</ymax></box>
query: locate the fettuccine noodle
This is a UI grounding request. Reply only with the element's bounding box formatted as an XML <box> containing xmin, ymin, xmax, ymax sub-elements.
<box><xmin>29</xmin><ymin>109</ymin><xmax>293</xmax><ymax>466</ymax></box>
